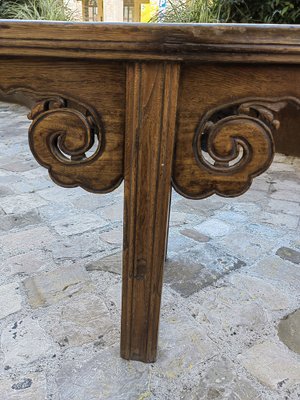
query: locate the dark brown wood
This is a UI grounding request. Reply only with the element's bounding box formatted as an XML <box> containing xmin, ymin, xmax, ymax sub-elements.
<box><xmin>274</xmin><ymin>103</ymin><xmax>300</xmax><ymax>157</ymax></box>
<box><xmin>0</xmin><ymin>21</ymin><xmax>299</xmax><ymax>363</ymax></box>
<box><xmin>3</xmin><ymin>21</ymin><xmax>300</xmax><ymax>63</ymax></box>
<box><xmin>173</xmin><ymin>64</ymin><xmax>300</xmax><ymax>199</ymax></box>
<box><xmin>173</xmin><ymin>95</ymin><xmax>300</xmax><ymax>199</ymax></box>
<box><xmin>121</xmin><ymin>62</ymin><xmax>180</xmax><ymax>362</ymax></box>
<box><xmin>0</xmin><ymin>59</ymin><xmax>125</xmax><ymax>193</ymax></box>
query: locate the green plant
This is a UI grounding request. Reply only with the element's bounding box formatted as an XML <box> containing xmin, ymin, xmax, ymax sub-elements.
<box><xmin>153</xmin><ymin>0</ymin><xmax>300</xmax><ymax>24</ymax></box>
<box><xmin>216</xmin><ymin>0</ymin><xmax>300</xmax><ymax>24</ymax></box>
<box><xmin>0</xmin><ymin>0</ymin><xmax>75</xmax><ymax>21</ymax></box>
<box><xmin>152</xmin><ymin>0</ymin><xmax>221</xmax><ymax>23</ymax></box>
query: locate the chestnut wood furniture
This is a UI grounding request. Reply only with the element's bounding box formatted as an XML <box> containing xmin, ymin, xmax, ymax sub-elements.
<box><xmin>1</xmin><ymin>21</ymin><xmax>300</xmax><ymax>363</ymax></box>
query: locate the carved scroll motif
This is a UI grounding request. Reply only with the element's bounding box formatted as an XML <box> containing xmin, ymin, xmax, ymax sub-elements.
<box><xmin>172</xmin><ymin>97</ymin><xmax>300</xmax><ymax>199</ymax></box>
<box><xmin>27</xmin><ymin>95</ymin><xmax>123</xmax><ymax>193</ymax></box>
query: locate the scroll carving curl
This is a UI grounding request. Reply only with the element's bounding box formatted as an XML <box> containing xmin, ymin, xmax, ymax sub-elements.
<box><xmin>173</xmin><ymin>97</ymin><xmax>300</xmax><ymax>199</ymax></box>
<box><xmin>24</xmin><ymin>92</ymin><xmax>123</xmax><ymax>193</ymax></box>
<box><xmin>28</xmin><ymin>96</ymin><xmax>102</xmax><ymax>164</ymax></box>
<box><xmin>0</xmin><ymin>87</ymin><xmax>123</xmax><ymax>193</ymax></box>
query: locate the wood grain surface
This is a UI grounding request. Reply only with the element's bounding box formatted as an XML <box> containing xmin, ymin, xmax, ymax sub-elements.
<box><xmin>173</xmin><ymin>64</ymin><xmax>300</xmax><ymax>198</ymax></box>
<box><xmin>2</xmin><ymin>21</ymin><xmax>300</xmax><ymax>62</ymax></box>
<box><xmin>121</xmin><ymin>62</ymin><xmax>180</xmax><ymax>362</ymax></box>
<box><xmin>0</xmin><ymin>21</ymin><xmax>299</xmax><ymax>363</ymax></box>
<box><xmin>0</xmin><ymin>58</ymin><xmax>125</xmax><ymax>193</ymax></box>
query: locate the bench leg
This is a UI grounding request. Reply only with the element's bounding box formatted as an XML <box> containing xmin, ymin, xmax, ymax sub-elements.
<box><xmin>165</xmin><ymin>188</ymin><xmax>172</xmax><ymax>262</ymax></box>
<box><xmin>121</xmin><ymin>62</ymin><xmax>180</xmax><ymax>363</ymax></box>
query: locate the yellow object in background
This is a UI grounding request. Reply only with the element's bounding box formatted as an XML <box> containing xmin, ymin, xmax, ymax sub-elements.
<box><xmin>141</xmin><ymin>0</ymin><xmax>159</xmax><ymax>22</ymax></box>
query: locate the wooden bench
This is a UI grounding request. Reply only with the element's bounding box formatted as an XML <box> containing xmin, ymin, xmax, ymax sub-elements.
<box><xmin>0</xmin><ymin>20</ymin><xmax>299</xmax><ymax>363</ymax></box>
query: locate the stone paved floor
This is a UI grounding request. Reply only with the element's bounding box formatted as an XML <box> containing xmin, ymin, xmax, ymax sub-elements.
<box><xmin>0</xmin><ymin>102</ymin><xmax>300</xmax><ymax>399</ymax></box>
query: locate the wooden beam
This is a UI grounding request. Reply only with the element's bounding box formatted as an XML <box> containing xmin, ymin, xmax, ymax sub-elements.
<box><xmin>121</xmin><ymin>62</ymin><xmax>180</xmax><ymax>362</ymax></box>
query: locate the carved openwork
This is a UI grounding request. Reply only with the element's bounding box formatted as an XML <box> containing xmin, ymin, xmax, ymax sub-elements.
<box><xmin>3</xmin><ymin>20</ymin><xmax>300</xmax><ymax>366</ymax></box>
<box><xmin>172</xmin><ymin>97</ymin><xmax>300</xmax><ymax>199</ymax></box>
<box><xmin>0</xmin><ymin>87</ymin><xmax>124</xmax><ymax>193</ymax></box>
<box><xmin>27</xmin><ymin>94</ymin><xmax>123</xmax><ymax>193</ymax></box>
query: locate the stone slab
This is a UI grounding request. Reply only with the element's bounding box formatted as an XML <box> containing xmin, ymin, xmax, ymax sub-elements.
<box><xmin>0</xmin><ymin>185</ymin><xmax>15</xmax><ymax>197</ymax></box>
<box><xmin>250</xmin><ymin>255</ymin><xmax>300</xmax><ymax>291</ymax></box>
<box><xmin>164</xmin><ymin>244</ymin><xmax>246</xmax><ymax>297</ymax></box>
<box><xmin>0</xmin><ymin>226</ymin><xmax>57</xmax><ymax>257</ymax></box>
<box><xmin>0</xmin><ymin>282</ymin><xmax>22</xmax><ymax>319</ymax></box>
<box><xmin>37</xmin><ymin>186</ymin><xmax>84</xmax><ymax>202</ymax></box>
<box><xmin>0</xmin><ymin>211</ymin><xmax>41</xmax><ymax>232</ymax></box>
<box><xmin>173</xmin><ymin>198</ymin><xmax>225</xmax><ymax>216</ymax></box>
<box><xmin>1</xmin><ymin>317</ymin><xmax>54</xmax><ymax>367</ymax></box>
<box><xmin>156</xmin><ymin>312</ymin><xmax>217</xmax><ymax>378</ymax></box>
<box><xmin>256</xmin><ymin>211</ymin><xmax>299</xmax><ymax>230</ymax></box>
<box><xmin>214</xmin><ymin>229</ymin><xmax>279</xmax><ymax>262</ymax></box>
<box><xmin>266</xmin><ymin>199</ymin><xmax>300</xmax><ymax>216</ymax></box>
<box><xmin>51</xmin><ymin>213</ymin><xmax>108</xmax><ymax>236</ymax></box>
<box><xmin>86</xmin><ymin>251</ymin><xmax>122</xmax><ymax>274</ymax></box>
<box><xmin>238</xmin><ymin>341</ymin><xmax>300</xmax><ymax>389</ymax></box>
<box><xmin>100</xmin><ymin>203</ymin><xmax>123</xmax><ymax>222</ymax></box>
<box><xmin>196</xmin><ymin>286</ymin><xmax>269</xmax><ymax>332</ymax></box>
<box><xmin>0</xmin><ymin>193</ymin><xmax>48</xmax><ymax>214</ymax></box>
<box><xmin>167</xmin><ymin>231</ymin><xmax>198</xmax><ymax>254</ymax></box>
<box><xmin>0</xmin><ymin>373</ymin><xmax>47</xmax><ymax>400</ymax></box>
<box><xmin>276</xmin><ymin>246</ymin><xmax>300</xmax><ymax>264</ymax></box>
<box><xmin>194</xmin><ymin>218</ymin><xmax>233</xmax><ymax>237</ymax></box>
<box><xmin>181</xmin><ymin>360</ymin><xmax>261</xmax><ymax>400</ymax></box>
<box><xmin>23</xmin><ymin>264</ymin><xmax>90</xmax><ymax>308</ymax></box>
<box><xmin>1</xmin><ymin>160</ymin><xmax>39</xmax><ymax>173</ymax></box>
<box><xmin>39</xmin><ymin>292</ymin><xmax>114</xmax><ymax>348</ymax></box>
<box><xmin>0</xmin><ymin>250</ymin><xmax>51</xmax><ymax>276</ymax></box>
<box><xmin>229</xmin><ymin>273</ymin><xmax>290</xmax><ymax>311</ymax></box>
<box><xmin>278</xmin><ymin>309</ymin><xmax>300</xmax><ymax>355</ymax></box>
<box><xmin>99</xmin><ymin>227</ymin><xmax>123</xmax><ymax>246</ymax></box>
<box><xmin>56</xmin><ymin>347</ymin><xmax>149</xmax><ymax>400</ymax></box>
<box><xmin>50</xmin><ymin>231</ymin><xmax>109</xmax><ymax>261</ymax></box>
<box><xmin>71</xmin><ymin>193</ymin><xmax>116</xmax><ymax>211</ymax></box>
<box><xmin>179</xmin><ymin>228</ymin><xmax>210</xmax><ymax>243</ymax></box>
